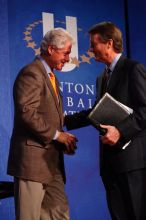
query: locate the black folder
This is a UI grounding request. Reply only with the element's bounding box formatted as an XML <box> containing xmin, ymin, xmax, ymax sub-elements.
<box><xmin>0</xmin><ymin>181</ymin><xmax>14</xmax><ymax>199</ymax></box>
<box><xmin>88</xmin><ymin>93</ymin><xmax>132</xmax><ymax>129</ymax></box>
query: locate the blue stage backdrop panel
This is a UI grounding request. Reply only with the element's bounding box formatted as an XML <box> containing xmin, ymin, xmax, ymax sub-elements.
<box><xmin>0</xmin><ymin>0</ymin><xmax>126</xmax><ymax>219</ymax></box>
<box><xmin>127</xmin><ymin>0</ymin><xmax>146</xmax><ymax>66</ymax></box>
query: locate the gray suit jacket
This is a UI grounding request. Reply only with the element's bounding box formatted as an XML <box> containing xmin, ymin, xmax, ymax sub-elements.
<box><xmin>7</xmin><ymin>58</ymin><xmax>65</xmax><ymax>184</ymax></box>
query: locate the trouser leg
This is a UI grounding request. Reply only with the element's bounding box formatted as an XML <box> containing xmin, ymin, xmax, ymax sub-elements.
<box><xmin>14</xmin><ymin>178</ymin><xmax>45</xmax><ymax>220</ymax></box>
<box><xmin>41</xmin><ymin>174</ymin><xmax>69</xmax><ymax>220</ymax></box>
<box><xmin>102</xmin><ymin>168</ymin><xmax>146</xmax><ymax>220</ymax></box>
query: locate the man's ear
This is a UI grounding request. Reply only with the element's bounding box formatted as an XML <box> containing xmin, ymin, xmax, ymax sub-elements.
<box><xmin>107</xmin><ymin>39</ymin><xmax>113</xmax><ymax>49</ymax></box>
<box><xmin>47</xmin><ymin>45</ymin><xmax>54</xmax><ymax>55</ymax></box>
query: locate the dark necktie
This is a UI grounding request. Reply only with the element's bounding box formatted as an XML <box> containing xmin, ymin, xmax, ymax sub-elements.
<box><xmin>100</xmin><ymin>68</ymin><xmax>111</xmax><ymax>97</ymax></box>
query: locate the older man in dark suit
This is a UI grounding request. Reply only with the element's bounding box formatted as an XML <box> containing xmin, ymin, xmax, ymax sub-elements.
<box><xmin>7</xmin><ymin>28</ymin><xmax>77</xmax><ymax>220</ymax></box>
<box><xmin>65</xmin><ymin>22</ymin><xmax>146</xmax><ymax>220</ymax></box>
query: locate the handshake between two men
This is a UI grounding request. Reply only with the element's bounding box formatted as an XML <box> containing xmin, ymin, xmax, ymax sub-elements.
<box><xmin>56</xmin><ymin>131</ymin><xmax>78</xmax><ymax>155</ymax></box>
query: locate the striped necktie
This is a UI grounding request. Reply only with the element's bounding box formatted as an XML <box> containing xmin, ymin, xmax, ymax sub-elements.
<box><xmin>101</xmin><ymin>68</ymin><xmax>111</xmax><ymax>97</ymax></box>
<box><xmin>49</xmin><ymin>72</ymin><xmax>58</xmax><ymax>97</ymax></box>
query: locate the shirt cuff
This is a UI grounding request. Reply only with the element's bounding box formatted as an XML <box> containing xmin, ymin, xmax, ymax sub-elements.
<box><xmin>53</xmin><ymin>130</ymin><xmax>60</xmax><ymax>140</ymax></box>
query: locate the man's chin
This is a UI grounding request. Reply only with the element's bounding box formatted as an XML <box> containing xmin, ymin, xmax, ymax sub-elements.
<box><xmin>57</xmin><ymin>67</ymin><xmax>63</xmax><ymax>71</ymax></box>
<box><xmin>95</xmin><ymin>56</ymin><xmax>99</xmax><ymax>60</ymax></box>
<box><xmin>95</xmin><ymin>57</ymin><xmax>101</xmax><ymax>62</ymax></box>
<box><xmin>56</xmin><ymin>64</ymin><xmax>64</xmax><ymax>71</ymax></box>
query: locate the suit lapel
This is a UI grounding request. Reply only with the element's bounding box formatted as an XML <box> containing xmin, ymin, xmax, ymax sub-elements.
<box><xmin>55</xmin><ymin>77</ymin><xmax>64</xmax><ymax>126</ymax></box>
<box><xmin>34</xmin><ymin>58</ymin><xmax>63</xmax><ymax>125</ymax></box>
<box><xmin>107</xmin><ymin>56</ymin><xmax>126</xmax><ymax>93</ymax></box>
<box><xmin>97</xmin><ymin>74</ymin><xmax>103</xmax><ymax>99</ymax></box>
<box><xmin>46</xmin><ymin>75</ymin><xmax>63</xmax><ymax>125</ymax></box>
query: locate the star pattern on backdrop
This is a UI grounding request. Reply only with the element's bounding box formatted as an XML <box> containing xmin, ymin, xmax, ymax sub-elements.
<box><xmin>23</xmin><ymin>19</ymin><xmax>95</xmax><ymax>66</ymax></box>
<box><xmin>80</xmin><ymin>54</ymin><xmax>91</xmax><ymax>64</ymax></box>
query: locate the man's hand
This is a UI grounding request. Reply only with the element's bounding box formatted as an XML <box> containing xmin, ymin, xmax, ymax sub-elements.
<box><xmin>100</xmin><ymin>124</ymin><xmax>121</xmax><ymax>146</ymax></box>
<box><xmin>56</xmin><ymin>132</ymin><xmax>78</xmax><ymax>154</ymax></box>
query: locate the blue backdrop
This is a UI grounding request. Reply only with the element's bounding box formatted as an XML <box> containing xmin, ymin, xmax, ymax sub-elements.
<box><xmin>0</xmin><ymin>0</ymin><xmax>127</xmax><ymax>219</ymax></box>
<box><xmin>127</xmin><ymin>0</ymin><xmax>146</xmax><ymax>66</ymax></box>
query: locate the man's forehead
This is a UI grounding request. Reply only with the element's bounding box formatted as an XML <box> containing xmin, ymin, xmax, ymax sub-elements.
<box><xmin>90</xmin><ymin>33</ymin><xmax>100</xmax><ymax>41</ymax></box>
<box><xmin>59</xmin><ymin>43</ymin><xmax>72</xmax><ymax>51</ymax></box>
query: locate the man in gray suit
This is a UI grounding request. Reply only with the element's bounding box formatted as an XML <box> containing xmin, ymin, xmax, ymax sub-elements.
<box><xmin>7</xmin><ymin>28</ymin><xmax>77</xmax><ymax>220</ymax></box>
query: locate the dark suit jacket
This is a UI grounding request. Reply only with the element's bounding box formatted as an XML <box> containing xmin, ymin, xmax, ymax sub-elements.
<box><xmin>65</xmin><ymin>56</ymin><xmax>146</xmax><ymax>174</ymax></box>
<box><xmin>7</xmin><ymin>58</ymin><xmax>66</xmax><ymax>184</ymax></box>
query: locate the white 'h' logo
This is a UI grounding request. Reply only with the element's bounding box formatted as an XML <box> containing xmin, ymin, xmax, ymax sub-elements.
<box><xmin>42</xmin><ymin>12</ymin><xmax>78</xmax><ymax>72</ymax></box>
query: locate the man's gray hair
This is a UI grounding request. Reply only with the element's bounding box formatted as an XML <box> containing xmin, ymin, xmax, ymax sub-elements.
<box><xmin>40</xmin><ymin>28</ymin><xmax>74</xmax><ymax>55</ymax></box>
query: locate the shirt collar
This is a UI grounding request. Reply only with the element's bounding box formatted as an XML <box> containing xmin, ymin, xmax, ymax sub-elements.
<box><xmin>108</xmin><ymin>53</ymin><xmax>122</xmax><ymax>72</ymax></box>
<box><xmin>37</xmin><ymin>55</ymin><xmax>52</xmax><ymax>75</ymax></box>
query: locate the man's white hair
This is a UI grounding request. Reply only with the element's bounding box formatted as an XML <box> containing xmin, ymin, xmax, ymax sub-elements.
<box><xmin>40</xmin><ymin>28</ymin><xmax>74</xmax><ymax>55</ymax></box>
